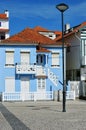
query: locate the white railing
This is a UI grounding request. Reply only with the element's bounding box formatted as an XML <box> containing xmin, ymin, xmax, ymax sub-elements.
<box><xmin>16</xmin><ymin>64</ymin><xmax>36</xmax><ymax>74</ymax></box>
<box><xmin>36</xmin><ymin>66</ymin><xmax>46</xmax><ymax>76</ymax></box>
<box><xmin>66</xmin><ymin>91</ymin><xmax>75</xmax><ymax>100</ymax></box>
<box><xmin>2</xmin><ymin>91</ymin><xmax>53</xmax><ymax>101</ymax></box>
<box><xmin>48</xmin><ymin>69</ymin><xmax>58</xmax><ymax>86</ymax></box>
<box><xmin>16</xmin><ymin>64</ymin><xmax>46</xmax><ymax>76</ymax></box>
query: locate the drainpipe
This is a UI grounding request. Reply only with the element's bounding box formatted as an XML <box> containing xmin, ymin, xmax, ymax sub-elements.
<box><xmin>45</xmin><ymin>54</ymin><xmax>48</xmax><ymax>67</ymax></box>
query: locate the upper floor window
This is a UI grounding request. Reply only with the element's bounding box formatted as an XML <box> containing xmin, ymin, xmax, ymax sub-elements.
<box><xmin>0</xmin><ymin>22</ymin><xmax>1</xmax><ymax>27</ymax></box>
<box><xmin>5</xmin><ymin>50</ymin><xmax>14</xmax><ymax>67</ymax></box>
<box><xmin>49</xmin><ymin>35</ymin><xmax>53</xmax><ymax>38</ymax></box>
<box><xmin>20</xmin><ymin>51</ymin><xmax>30</xmax><ymax>64</ymax></box>
<box><xmin>36</xmin><ymin>54</ymin><xmax>44</xmax><ymax>65</ymax></box>
<box><xmin>51</xmin><ymin>52</ymin><xmax>60</xmax><ymax>67</ymax></box>
<box><xmin>1</xmin><ymin>35</ymin><xmax>5</xmax><ymax>40</ymax></box>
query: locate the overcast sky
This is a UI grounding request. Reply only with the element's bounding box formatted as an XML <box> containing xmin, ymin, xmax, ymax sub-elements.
<box><xmin>0</xmin><ymin>0</ymin><xmax>86</xmax><ymax>35</ymax></box>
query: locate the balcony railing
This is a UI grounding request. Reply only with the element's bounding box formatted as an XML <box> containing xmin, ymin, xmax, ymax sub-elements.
<box><xmin>16</xmin><ymin>63</ymin><xmax>36</xmax><ymax>74</ymax></box>
<box><xmin>36</xmin><ymin>66</ymin><xmax>46</xmax><ymax>76</ymax></box>
<box><xmin>16</xmin><ymin>63</ymin><xmax>46</xmax><ymax>75</ymax></box>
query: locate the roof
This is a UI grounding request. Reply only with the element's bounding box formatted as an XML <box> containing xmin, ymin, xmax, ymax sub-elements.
<box><xmin>0</xmin><ymin>14</ymin><xmax>8</xmax><ymax>19</ymax></box>
<box><xmin>55</xmin><ymin>22</ymin><xmax>86</xmax><ymax>41</ymax></box>
<box><xmin>34</xmin><ymin>26</ymin><xmax>62</xmax><ymax>42</ymax></box>
<box><xmin>34</xmin><ymin>26</ymin><xmax>62</xmax><ymax>35</ymax></box>
<box><xmin>1</xmin><ymin>27</ymin><xmax>55</xmax><ymax>45</ymax></box>
<box><xmin>33</xmin><ymin>26</ymin><xmax>49</xmax><ymax>32</ymax></box>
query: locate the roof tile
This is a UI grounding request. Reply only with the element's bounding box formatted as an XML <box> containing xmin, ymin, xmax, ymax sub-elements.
<box><xmin>34</xmin><ymin>26</ymin><xmax>49</xmax><ymax>32</ymax></box>
<box><xmin>2</xmin><ymin>27</ymin><xmax>55</xmax><ymax>44</ymax></box>
<box><xmin>55</xmin><ymin>21</ymin><xmax>86</xmax><ymax>41</ymax></box>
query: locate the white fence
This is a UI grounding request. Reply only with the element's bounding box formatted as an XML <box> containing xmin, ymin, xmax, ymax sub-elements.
<box><xmin>2</xmin><ymin>91</ymin><xmax>53</xmax><ymax>101</ymax></box>
<box><xmin>68</xmin><ymin>81</ymin><xmax>80</xmax><ymax>98</ymax></box>
<box><xmin>2</xmin><ymin>91</ymin><xmax>75</xmax><ymax>101</ymax></box>
<box><xmin>66</xmin><ymin>91</ymin><xmax>75</xmax><ymax>100</ymax></box>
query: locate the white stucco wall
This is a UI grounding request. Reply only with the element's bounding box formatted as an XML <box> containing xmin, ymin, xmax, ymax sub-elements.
<box><xmin>0</xmin><ymin>20</ymin><xmax>9</xmax><ymax>29</ymax></box>
<box><xmin>66</xmin><ymin>32</ymin><xmax>81</xmax><ymax>70</ymax></box>
<box><xmin>39</xmin><ymin>32</ymin><xmax>56</xmax><ymax>40</ymax></box>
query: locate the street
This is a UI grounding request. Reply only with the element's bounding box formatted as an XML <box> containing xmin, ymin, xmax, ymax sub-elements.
<box><xmin>0</xmin><ymin>100</ymin><xmax>86</xmax><ymax>130</ymax></box>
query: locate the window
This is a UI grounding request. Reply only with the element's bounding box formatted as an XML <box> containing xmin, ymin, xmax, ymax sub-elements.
<box><xmin>5</xmin><ymin>51</ymin><xmax>14</xmax><ymax>67</ymax></box>
<box><xmin>67</xmin><ymin>46</ymin><xmax>70</xmax><ymax>53</ymax></box>
<box><xmin>0</xmin><ymin>22</ymin><xmax>1</xmax><ymax>27</ymax></box>
<box><xmin>37</xmin><ymin>78</ymin><xmax>46</xmax><ymax>90</ymax></box>
<box><xmin>5</xmin><ymin>77</ymin><xmax>15</xmax><ymax>92</ymax></box>
<box><xmin>20</xmin><ymin>51</ymin><xmax>30</xmax><ymax>64</ymax></box>
<box><xmin>51</xmin><ymin>52</ymin><xmax>60</xmax><ymax>67</ymax></box>
<box><xmin>36</xmin><ymin>54</ymin><xmax>44</xmax><ymax>65</ymax></box>
<box><xmin>1</xmin><ymin>35</ymin><xmax>5</xmax><ymax>40</ymax></box>
<box><xmin>49</xmin><ymin>34</ymin><xmax>53</xmax><ymax>38</ymax></box>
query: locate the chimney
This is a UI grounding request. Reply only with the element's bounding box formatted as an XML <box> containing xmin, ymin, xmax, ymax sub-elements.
<box><xmin>65</xmin><ymin>24</ymin><xmax>70</xmax><ymax>33</ymax></box>
<box><xmin>5</xmin><ymin>10</ymin><xmax>9</xmax><ymax>18</ymax></box>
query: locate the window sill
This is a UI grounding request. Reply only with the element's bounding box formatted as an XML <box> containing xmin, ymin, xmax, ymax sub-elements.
<box><xmin>5</xmin><ymin>64</ymin><xmax>15</xmax><ymax>68</ymax></box>
<box><xmin>51</xmin><ymin>65</ymin><xmax>60</xmax><ymax>68</ymax></box>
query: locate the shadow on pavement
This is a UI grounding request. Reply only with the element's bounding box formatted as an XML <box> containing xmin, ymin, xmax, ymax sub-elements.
<box><xmin>0</xmin><ymin>103</ymin><xmax>31</xmax><ymax>130</ymax></box>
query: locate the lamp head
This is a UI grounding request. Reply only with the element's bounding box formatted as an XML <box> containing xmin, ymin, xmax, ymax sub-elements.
<box><xmin>56</xmin><ymin>3</ymin><xmax>69</xmax><ymax>12</ymax></box>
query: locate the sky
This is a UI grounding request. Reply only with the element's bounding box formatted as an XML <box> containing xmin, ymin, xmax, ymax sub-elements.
<box><xmin>0</xmin><ymin>0</ymin><xmax>86</xmax><ymax>36</ymax></box>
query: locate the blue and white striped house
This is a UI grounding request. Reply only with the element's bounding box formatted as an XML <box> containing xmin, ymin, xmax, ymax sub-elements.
<box><xmin>0</xmin><ymin>23</ymin><xmax>69</xmax><ymax>101</ymax></box>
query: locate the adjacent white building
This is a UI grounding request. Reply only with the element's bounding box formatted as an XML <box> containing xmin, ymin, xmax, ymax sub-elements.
<box><xmin>56</xmin><ymin>22</ymin><xmax>86</xmax><ymax>98</ymax></box>
<box><xmin>0</xmin><ymin>10</ymin><xmax>9</xmax><ymax>40</ymax></box>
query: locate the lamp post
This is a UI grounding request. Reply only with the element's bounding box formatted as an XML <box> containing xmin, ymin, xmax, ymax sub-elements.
<box><xmin>56</xmin><ymin>3</ymin><xmax>69</xmax><ymax>112</ymax></box>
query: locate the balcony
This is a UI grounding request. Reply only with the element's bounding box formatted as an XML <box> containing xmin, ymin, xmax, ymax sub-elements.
<box><xmin>16</xmin><ymin>63</ymin><xmax>46</xmax><ymax>76</ymax></box>
<box><xmin>16</xmin><ymin>63</ymin><xmax>36</xmax><ymax>74</ymax></box>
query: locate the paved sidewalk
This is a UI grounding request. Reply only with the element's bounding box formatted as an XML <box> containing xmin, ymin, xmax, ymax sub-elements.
<box><xmin>0</xmin><ymin>100</ymin><xmax>86</xmax><ymax>130</ymax></box>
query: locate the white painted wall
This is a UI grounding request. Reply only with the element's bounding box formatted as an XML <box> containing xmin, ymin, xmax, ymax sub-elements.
<box><xmin>39</xmin><ymin>32</ymin><xmax>56</xmax><ymax>40</ymax></box>
<box><xmin>0</xmin><ymin>20</ymin><xmax>9</xmax><ymax>29</ymax></box>
<box><xmin>5</xmin><ymin>32</ymin><xmax>9</xmax><ymax>39</ymax></box>
<box><xmin>66</xmin><ymin>32</ymin><xmax>81</xmax><ymax>70</ymax></box>
<box><xmin>5</xmin><ymin>10</ymin><xmax>9</xmax><ymax>18</ymax></box>
<box><xmin>0</xmin><ymin>10</ymin><xmax>9</xmax><ymax>39</ymax></box>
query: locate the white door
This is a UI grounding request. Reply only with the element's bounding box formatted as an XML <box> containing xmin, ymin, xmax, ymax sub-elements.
<box><xmin>21</xmin><ymin>52</ymin><xmax>30</xmax><ymax>64</ymax></box>
<box><xmin>5</xmin><ymin>77</ymin><xmax>15</xmax><ymax>92</ymax></box>
<box><xmin>37</xmin><ymin>78</ymin><xmax>46</xmax><ymax>100</ymax></box>
<box><xmin>21</xmin><ymin>78</ymin><xmax>29</xmax><ymax>92</ymax></box>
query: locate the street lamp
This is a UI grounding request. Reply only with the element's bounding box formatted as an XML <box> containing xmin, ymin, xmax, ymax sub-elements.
<box><xmin>56</xmin><ymin>3</ymin><xmax>69</xmax><ymax>112</ymax></box>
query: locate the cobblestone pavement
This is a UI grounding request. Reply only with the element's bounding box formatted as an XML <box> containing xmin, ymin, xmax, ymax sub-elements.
<box><xmin>0</xmin><ymin>100</ymin><xmax>86</xmax><ymax>130</ymax></box>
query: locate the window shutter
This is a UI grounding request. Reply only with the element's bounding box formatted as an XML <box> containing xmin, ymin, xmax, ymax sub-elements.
<box><xmin>6</xmin><ymin>51</ymin><xmax>14</xmax><ymax>65</ymax></box>
<box><xmin>21</xmin><ymin>52</ymin><xmax>30</xmax><ymax>64</ymax></box>
<box><xmin>52</xmin><ymin>52</ymin><xmax>60</xmax><ymax>66</ymax></box>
